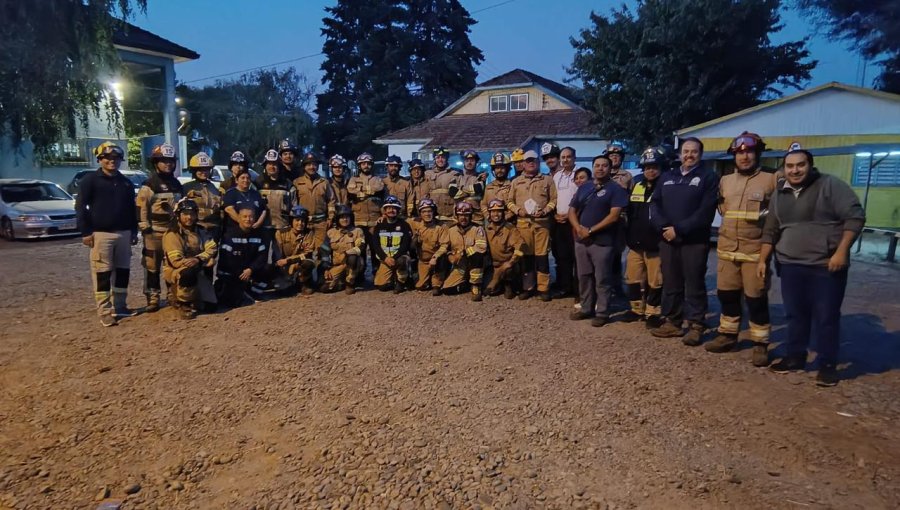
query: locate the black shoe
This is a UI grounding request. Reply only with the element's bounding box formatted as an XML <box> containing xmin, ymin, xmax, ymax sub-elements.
<box><xmin>432</xmin><ymin>287</ymin><xmax>442</xmax><ymax>297</ymax></box>
<box><xmin>645</xmin><ymin>315</ymin><xmax>664</xmax><ymax>329</ymax></box>
<box><xmin>769</xmin><ymin>356</ymin><xmax>806</xmax><ymax>374</ymax></box>
<box><xmin>591</xmin><ymin>316</ymin><xmax>608</xmax><ymax>327</ymax></box>
<box><xmin>517</xmin><ymin>290</ymin><xmax>534</xmax><ymax>301</ymax></box>
<box><xmin>504</xmin><ymin>284</ymin><xmax>517</xmax><ymax>300</ymax></box>
<box><xmin>393</xmin><ymin>281</ymin><xmax>404</xmax><ymax>294</ymax></box>
<box><xmin>344</xmin><ymin>285</ymin><xmax>356</xmax><ymax>295</ymax></box>
<box><xmin>570</xmin><ymin>310</ymin><xmax>593</xmax><ymax>321</ymax></box>
<box><xmin>815</xmin><ymin>365</ymin><xmax>839</xmax><ymax>387</ymax></box>
<box><xmin>619</xmin><ymin>311</ymin><xmax>642</xmax><ymax>323</ymax></box>
<box><xmin>539</xmin><ymin>292</ymin><xmax>552</xmax><ymax>302</ymax></box>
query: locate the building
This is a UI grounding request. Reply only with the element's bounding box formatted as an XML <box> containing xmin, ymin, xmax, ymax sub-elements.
<box><xmin>0</xmin><ymin>22</ymin><xmax>199</xmax><ymax>185</ymax></box>
<box><xmin>676</xmin><ymin>82</ymin><xmax>900</xmax><ymax>228</ymax></box>
<box><xmin>374</xmin><ymin>69</ymin><xmax>608</xmax><ymax>172</ymax></box>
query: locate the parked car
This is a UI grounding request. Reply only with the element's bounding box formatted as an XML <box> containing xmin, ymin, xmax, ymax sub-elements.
<box><xmin>177</xmin><ymin>166</ymin><xmax>259</xmax><ymax>186</ymax></box>
<box><xmin>67</xmin><ymin>169</ymin><xmax>148</xmax><ymax>198</ymax></box>
<box><xmin>0</xmin><ymin>179</ymin><xmax>79</xmax><ymax>240</ymax></box>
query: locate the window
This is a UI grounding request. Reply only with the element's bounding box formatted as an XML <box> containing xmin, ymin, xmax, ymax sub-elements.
<box><xmin>489</xmin><ymin>95</ymin><xmax>508</xmax><ymax>112</ymax></box>
<box><xmin>509</xmin><ymin>93</ymin><xmax>528</xmax><ymax>111</ymax></box>
<box><xmin>852</xmin><ymin>153</ymin><xmax>900</xmax><ymax>186</ymax></box>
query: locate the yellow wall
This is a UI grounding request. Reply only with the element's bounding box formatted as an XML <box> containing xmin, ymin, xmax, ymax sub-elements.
<box><xmin>452</xmin><ymin>86</ymin><xmax>571</xmax><ymax>115</ymax></box>
<box><xmin>701</xmin><ymin>134</ymin><xmax>900</xmax><ymax>228</ymax></box>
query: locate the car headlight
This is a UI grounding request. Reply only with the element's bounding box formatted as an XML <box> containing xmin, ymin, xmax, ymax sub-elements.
<box><xmin>18</xmin><ymin>215</ymin><xmax>49</xmax><ymax>222</ymax></box>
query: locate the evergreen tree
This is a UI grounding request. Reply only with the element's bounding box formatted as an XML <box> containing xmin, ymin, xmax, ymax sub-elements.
<box><xmin>569</xmin><ymin>0</ymin><xmax>816</xmax><ymax>147</ymax></box>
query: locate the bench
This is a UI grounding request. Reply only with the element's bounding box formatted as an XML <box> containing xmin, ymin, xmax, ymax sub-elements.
<box><xmin>861</xmin><ymin>227</ymin><xmax>900</xmax><ymax>263</ymax></box>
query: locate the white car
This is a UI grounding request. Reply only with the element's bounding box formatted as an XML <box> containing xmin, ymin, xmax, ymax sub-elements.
<box><xmin>177</xmin><ymin>166</ymin><xmax>258</xmax><ymax>185</ymax></box>
<box><xmin>0</xmin><ymin>179</ymin><xmax>79</xmax><ymax>240</ymax></box>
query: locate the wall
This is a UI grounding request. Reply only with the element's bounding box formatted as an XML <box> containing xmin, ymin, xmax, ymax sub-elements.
<box><xmin>453</xmin><ymin>86</ymin><xmax>571</xmax><ymax>115</ymax></box>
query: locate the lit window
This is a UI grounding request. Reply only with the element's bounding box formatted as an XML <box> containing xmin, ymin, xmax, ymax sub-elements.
<box><xmin>509</xmin><ymin>93</ymin><xmax>528</xmax><ymax>111</ymax></box>
<box><xmin>852</xmin><ymin>153</ymin><xmax>900</xmax><ymax>186</ymax></box>
<box><xmin>489</xmin><ymin>95</ymin><xmax>508</xmax><ymax>112</ymax></box>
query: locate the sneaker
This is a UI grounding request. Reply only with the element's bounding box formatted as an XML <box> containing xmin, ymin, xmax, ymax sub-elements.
<box><xmin>815</xmin><ymin>365</ymin><xmax>839</xmax><ymax>387</ymax></box>
<box><xmin>539</xmin><ymin>292</ymin><xmax>552</xmax><ymax>302</ymax></box>
<box><xmin>704</xmin><ymin>334</ymin><xmax>738</xmax><ymax>353</ymax></box>
<box><xmin>682</xmin><ymin>324</ymin><xmax>705</xmax><ymax>347</ymax></box>
<box><xmin>517</xmin><ymin>290</ymin><xmax>534</xmax><ymax>301</ymax></box>
<box><xmin>591</xmin><ymin>316</ymin><xmax>608</xmax><ymax>327</ymax></box>
<box><xmin>619</xmin><ymin>311</ymin><xmax>642</xmax><ymax>323</ymax></box>
<box><xmin>570</xmin><ymin>310</ymin><xmax>592</xmax><ymax>321</ymax></box>
<box><xmin>99</xmin><ymin>314</ymin><xmax>118</xmax><ymax>327</ymax></box>
<box><xmin>769</xmin><ymin>356</ymin><xmax>806</xmax><ymax>374</ymax></box>
<box><xmin>504</xmin><ymin>284</ymin><xmax>516</xmax><ymax>300</ymax></box>
<box><xmin>650</xmin><ymin>321</ymin><xmax>683</xmax><ymax>338</ymax></box>
<box><xmin>645</xmin><ymin>315</ymin><xmax>664</xmax><ymax>329</ymax></box>
<box><xmin>751</xmin><ymin>344</ymin><xmax>770</xmax><ymax>367</ymax></box>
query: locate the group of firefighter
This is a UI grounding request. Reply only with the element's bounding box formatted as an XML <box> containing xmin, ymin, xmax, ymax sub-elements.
<box><xmin>78</xmin><ymin>130</ymin><xmax>865</xmax><ymax>385</ymax></box>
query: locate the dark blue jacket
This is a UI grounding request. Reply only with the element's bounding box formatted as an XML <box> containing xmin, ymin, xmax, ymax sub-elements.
<box><xmin>76</xmin><ymin>168</ymin><xmax>138</xmax><ymax>236</ymax></box>
<box><xmin>649</xmin><ymin>164</ymin><xmax>719</xmax><ymax>245</ymax></box>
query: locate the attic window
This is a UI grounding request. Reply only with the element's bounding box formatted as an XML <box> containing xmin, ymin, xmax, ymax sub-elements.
<box><xmin>489</xmin><ymin>95</ymin><xmax>508</xmax><ymax>112</ymax></box>
<box><xmin>509</xmin><ymin>93</ymin><xmax>528</xmax><ymax>111</ymax></box>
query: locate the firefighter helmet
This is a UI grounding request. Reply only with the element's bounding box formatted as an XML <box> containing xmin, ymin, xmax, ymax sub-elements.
<box><xmin>490</xmin><ymin>152</ymin><xmax>511</xmax><ymax>167</ymax></box>
<box><xmin>461</xmin><ymin>149</ymin><xmax>480</xmax><ymax>161</ymax></box>
<box><xmin>174</xmin><ymin>198</ymin><xmax>199</xmax><ymax>215</ymax></box>
<box><xmin>639</xmin><ymin>146</ymin><xmax>668</xmax><ymax>169</ymax></box>
<box><xmin>150</xmin><ymin>143</ymin><xmax>177</xmax><ymax>161</ymax></box>
<box><xmin>264</xmin><ymin>149</ymin><xmax>279</xmax><ymax>162</ymax></box>
<box><xmin>540</xmin><ymin>142</ymin><xmax>561</xmax><ymax>158</ymax></box>
<box><xmin>329</xmin><ymin>154</ymin><xmax>346</xmax><ymax>167</ymax></box>
<box><xmin>289</xmin><ymin>205</ymin><xmax>310</xmax><ymax>221</ymax></box>
<box><xmin>728</xmin><ymin>131</ymin><xmax>767</xmax><ymax>154</ymax></box>
<box><xmin>417</xmin><ymin>198</ymin><xmax>437</xmax><ymax>213</ymax></box>
<box><xmin>278</xmin><ymin>139</ymin><xmax>298</xmax><ymax>155</ymax></box>
<box><xmin>487</xmin><ymin>199</ymin><xmax>506</xmax><ymax>212</ymax></box>
<box><xmin>408</xmin><ymin>158</ymin><xmax>425</xmax><ymax>171</ymax></box>
<box><xmin>382</xmin><ymin>195</ymin><xmax>403</xmax><ymax>210</ymax></box>
<box><xmin>94</xmin><ymin>142</ymin><xmax>124</xmax><ymax>161</ymax></box>
<box><xmin>433</xmin><ymin>147</ymin><xmax>450</xmax><ymax>158</ymax></box>
<box><xmin>604</xmin><ymin>143</ymin><xmax>626</xmax><ymax>156</ymax></box>
<box><xmin>189</xmin><ymin>152</ymin><xmax>213</xmax><ymax>169</ymax></box>
<box><xmin>386</xmin><ymin>155</ymin><xmax>403</xmax><ymax>166</ymax></box>
<box><xmin>356</xmin><ymin>152</ymin><xmax>374</xmax><ymax>164</ymax></box>
<box><xmin>510</xmin><ymin>148</ymin><xmax>526</xmax><ymax>163</ymax></box>
<box><xmin>454</xmin><ymin>201</ymin><xmax>474</xmax><ymax>216</ymax></box>
<box><xmin>301</xmin><ymin>152</ymin><xmax>321</xmax><ymax>165</ymax></box>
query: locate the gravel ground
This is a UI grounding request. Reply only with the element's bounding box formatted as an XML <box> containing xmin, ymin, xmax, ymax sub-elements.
<box><xmin>1</xmin><ymin>238</ymin><xmax>899</xmax><ymax>509</ymax></box>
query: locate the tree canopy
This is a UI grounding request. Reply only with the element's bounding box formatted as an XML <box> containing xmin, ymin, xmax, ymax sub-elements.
<box><xmin>569</xmin><ymin>0</ymin><xmax>816</xmax><ymax>147</ymax></box>
<box><xmin>0</xmin><ymin>0</ymin><xmax>146</xmax><ymax>153</ymax></box>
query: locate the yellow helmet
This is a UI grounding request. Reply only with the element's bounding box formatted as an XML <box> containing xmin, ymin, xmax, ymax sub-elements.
<box><xmin>94</xmin><ymin>141</ymin><xmax>124</xmax><ymax>161</ymax></box>
<box><xmin>510</xmin><ymin>148</ymin><xmax>526</xmax><ymax>163</ymax></box>
<box><xmin>189</xmin><ymin>152</ymin><xmax>213</xmax><ymax>169</ymax></box>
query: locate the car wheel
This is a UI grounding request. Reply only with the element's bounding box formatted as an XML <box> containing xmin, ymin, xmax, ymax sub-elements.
<box><xmin>1</xmin><ymin>217</ymin><xmax>14</xmax><ymax>241</ymax></box>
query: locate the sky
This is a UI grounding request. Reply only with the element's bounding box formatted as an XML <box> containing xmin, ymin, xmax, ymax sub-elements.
<box><xmin>135</xmin><ymin>0</ymin><xmax>878</xmax><ymax>92</ymax></box>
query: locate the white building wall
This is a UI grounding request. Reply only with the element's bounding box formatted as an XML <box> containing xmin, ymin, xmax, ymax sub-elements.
<box><xmin>386</xmin><ymin>142</ymin><xmax>428</xmax><ymax>163</ymax></box>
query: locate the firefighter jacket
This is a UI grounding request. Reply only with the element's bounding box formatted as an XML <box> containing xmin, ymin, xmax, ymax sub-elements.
<box><xmin>162</xmin><ymin>224</ymin><xmax>217</xmax><ymax>274</ymax></box>
<box><xmin>508</xmin><ymin>173</ymin><xmax>558</xmax><ymax>228</ymax></box>
<box><xmin>408</xmin><ymin>218</ymin><xmax>449</xmax><ymax>261</ymax></box>
<box><xmin>330</xmin><ymin>176</ymin><xmax>350</xmax><ymax>207</ymax></box>
<box><xmin>626</xmin><ymin>177</ymin><xmax>662</xmax><ymax>252</ymax></box>
<box><xmin>137</xmin><ymin>172</ymin><xmax>183</xmax><ymax>234</ymax></box>
<box><xmin>293</xmin><ymin>173</ymin><xmax>335</xmax><ymax>224</ymax></box>
<box><xmin>257</xmin><ymin>174</ymin><xmax>294</xmax><ymax>230</ymax></box>
<box><xmin>320</xmin><ymin>226</ymin><xmax>365</xmax><ymax>267</ymax></box>
<box><xmin>483</xmin><ymin>179</ymin><xmax>515</xmax><ymax>222</ymax></box>
<box><xmin>717</xmin><ymin>168</ymin><xmax>778</xmax><ymax>262</ymax></box>
<box><xmin>610</xmin><ymin>168</ymin><xmax>634</xmax><ymax>191</ymax></box>
<box><xmin>383</xmin><ymin>175</ymin><xmax>414</xmax><ymax>217</ymax></box>
<box><xmin>486</xmin><ymin>221</ymin><xmax>524</xmax><ymax>265</ymax></box>
<box><xmin>373</xmin><ymin>219</ymin><xmax>412</xmax><ymax>260</ymax></box>
<box><xmin>182</xmin><ymin>180</ymin><xmax>222</xmax><ymax>233</ymax></box>
<box><xmin>447</xmin><ymin>223</ymin><xmax>487</xmax><ymax>259</ymax></box>
<box><xmin>410</xmin><ymin>178</ymin><xmax>434</xmax><ymax>217</ymax></box>
<box><xmin>347</xmin><ymin>173</ymin><xmax>386</xmax><ymax>227</ymax></box>
<box><xmin>424</xmin><ymin>167</ymin><xmax>460</xmax><ymax>222</ymax></box>
<box><xmin>274</xmin><ymin>227</ymin><xmax>321</xmax><ymax>273</ymax></box>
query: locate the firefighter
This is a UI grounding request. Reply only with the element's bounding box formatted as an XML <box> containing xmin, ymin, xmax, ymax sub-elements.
<box><xmin>372</xmin><ymin>196</ymin><xmax>413</xmax><ymax>293</ymax></box>
<box><xmin>705</xmin><ymin>132</ymin><xmax>778</xmax><ymax>366</ymax></box>
<box><xmin>484</xmin><ymin>199</ymin><xmax>524</xmax><ymax>299</ymax></box>
<box><xmin>409</xmin><ymin>198</ymin><xmax>449</xmax><ymax>294</ymax></box>
<box><xmin>320</xmin><ymin>205</ymin><xmax>366</xmax><ymax>294</ymax></box>
<box><xmin>383</xmin><ymin>155</ymin><xmax>414</xmax><ymax>217</ymax></box>
<box><xmin>510</xmin><ymin>148</ymin><xmax>526</xmax><ymax>177</ymax></box>
<box><xmin>162</xmin><ymin>199</ymin><xmax>217</xmax><ymax>319</ymax></box>
<box><xmin>183</xmin><ymin>152</ymin><xmax>223</xmax><ymax>239</ymax></box>
<box><xmin>293</xmin><ymin>151</ymin><xmax>335</xmax><ymax>247</ymax></box>
<box><xmin>508</xmin><ymin>150</ymin><xmax>557</xmax><ymax>301</ymax></box>
<box><xmin>408</xmin><ymin>159</ymin><xmax>433</xmax><ymax>218</ymax></box>
<box><xmin>449</xmin><ymin>149</ymin><xmax>486</xmax><ymax>223</ymax></box>
<box><xmin>605</xmin><ymin>143</ymin><xmax>633</xmax><ymax>298</ymax></box>
<box><xmin>424</xmin><ymin>147</ymin><xmax>460</xmax><ymax>224</ymax></box>
<box><xmin>273</xmin><ymin>206</ymin><xmax>321</xmax><ymax>295</ymax></box>
<box><xmin>347</xmin><ymin>152</ymin><xmax>386</xmax><ymax>278</ymax></box>
<box><xmin>541</xmin><ymin>142</ymin><xmax>561</xmax><ymax>176</ymax></box>
<box><xmin>220</xmin><ymin>151</ymin><xmax>251</xmax><ymax>192</ymax></box>
<box><xmin>329</xmin><ymin>154</ymin><xmax>351</xmax><ymax>207</ymax></box>
<box><xmin>441</xmin><ymin>202</ymin><xmax>487</xmax><ymax>301</ymax></box>
<box><xmin>215</xmin><ymin>205</ymin><xmax>269</xmax><ymax>307</ymax></box>
<box><xmin>482</xmin><ymin>152</ymin><xmax>515</xmax><ymax>222</ymax></box>
<box><xmin>137</xmin><ymin>142</ymin><xmax>184</xmax><ymax>312</ymax></box>
<box><xmin>278</xmin><ymin>139</ymin><xmax>301</xmax><ymax>181</ymax></box>
<box><xmin>257</xmin><ymin>149</ymin><xmax>294</xmax><ymax>231</ymax></box>
<box><xmin>622</xmin><ymin>146</ymin><xmax>666</xmax><ymax>328</ymax></box>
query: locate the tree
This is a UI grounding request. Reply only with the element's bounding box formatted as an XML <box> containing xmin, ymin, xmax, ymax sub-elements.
<box><xmin>794</xmin><ymin>0</ymin><xmax>900</xmax><ymax>92</ymax></box>
<box><xmin>177</xmin><ymin>68</ymin><xmax>317</xmax><ymax>165</ymax></box>
<box><xmin>0</xmin><ymin>0</ymin><xmax>146</xmax><ymax>153</ymax></box>
<box><xmin>316</xmin><ymin>0</ymin><xmax>483</xmax><ymax>157</ymax></box>
<box><xmin>569</xmin><ymin>0</ymin><xmax>816</xmax><ymax>147</ymax></box>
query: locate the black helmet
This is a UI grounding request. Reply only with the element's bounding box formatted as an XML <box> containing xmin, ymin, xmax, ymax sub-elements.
<box><xmin>335</xmin><ymin>204</ymin><xmax>353</xmax><ymax>218</ymax></box>
<box><xmin>540</xmin><ymin>142</ymin><xmax>561</xmax><ymax>159</ymax></box>
<box><xmin>408</xmin><ymin>158</ymin><xmax>425</xmax><ymax>171</ymax></box>
<box><xmin>174</xmin><ymin>198</ymin><xmax>199</xmax><ymax>215</ymax></box>
<box><xmin>290</xmin><ymin>205</ymin><xmax>310</xmax><ymax>222</ymax></box>
<box><xmin>278</xmin><ymin>139</ymin><xmax>298</xmax><ymax>155</ymax></box>
<box><xmin>386</xmin><ymin>155</ymin><xmax>403</xmax><ymax>166</ymax></box>
<box><xmin>639</xmin><ymin>146</ymin><xmax>668</xmax><ymax>169</ymax></box>
<box><xmin>301</xmin><ymin>152</ymin><xmax>321</xmax><ymax>165</ymax></box>
<box><xmin>382</xmin><ymin>195</ymin><xmax>402</xmax><ymax>211</ymax></box>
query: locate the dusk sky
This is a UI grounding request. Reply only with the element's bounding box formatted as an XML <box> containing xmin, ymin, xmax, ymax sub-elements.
<box><xmin>136</xmin><ymin>0</ymin><xmax>878</xmax><ymax>93</ymax></box>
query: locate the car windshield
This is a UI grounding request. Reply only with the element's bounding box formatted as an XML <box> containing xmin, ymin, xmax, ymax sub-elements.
<box><xmin>1</xmin><ymin>183</ymin><xmax>72</xmax><ymax>203</ymax></box>
<box><xmin>124</xmin><ymin>173</ymin><xmax>147</xmax><ymax>187</ymax></box>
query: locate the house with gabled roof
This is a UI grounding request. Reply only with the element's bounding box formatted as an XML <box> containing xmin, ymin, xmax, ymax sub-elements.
<box><xmin>374</xmin><ymin>69</ymin><xmax>608</xmax><ymax>170</ymax></box>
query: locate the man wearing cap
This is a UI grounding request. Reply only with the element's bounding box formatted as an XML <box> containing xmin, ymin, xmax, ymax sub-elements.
<box><xmin>450</xmin><ymin>150</ymin><xmax>487</xmax><ymax>223</ymax></box>
<box><xmin>383</xmin><ymin>155</ymin><xmax>414</xmax><ymax>218</ymax></box>
<box><xmin>293</xmin><ymin>151</ymin><xmax>335</xmax><ymax>246</ymax></box>
<box><xmin>278</xmin><ymin>139</ymin><xmax>301</xmax><ymax>181</ymax></box>
<box><xmin>508</xmin><ymin>149</ymin><xmax>558</xmax><ymax>301</ymax></box>
<box><xmin>649</xmin><ymin>137</ymin><xmax>719</xmax><ymax>346</ymax></box>
<box><xmin>347</xmin><ymin>152</ymin><xmax>386</xmax><ymax>278</ymax></box>
<box><xmin>483</xmin><ymin>152</ymin><xmax>515</xmax><ymax>222</ymax></box>
<box><xmin>76</xmin><ymin>142</ymin><xmax>138</xmax><ymax>327</ymax></box>
<box><xmin>328</xmin><ymin>154</ymin><xmax>351</xmax><ymax>207</ymax></box>
<box><xmin>257</xmin><ymin>148</ymin><xmax>295</xmax><ymax>231</ymax></box>
<box><xmin>183</xmin><ymin>152</ymin><xmax>223</xmax><ymax>239</ymax></box>
<box><xmin>550</xmin><ymin>145</ymin><xmax>577</xmax><ymax>298</ymax></box>
<box><xmin>510</xmin><ymin>148</ymin><xmax>526</xmax><ymax>178</ymax></box>
<box><xmin>137</xmin><ymin>143</ymin><xmax>184</xmax><ymax>313</ymax></box>
<box><xmin>704</xmin><ymin>132</ymin><xmax>778</xmax><ymax>366</ymax></box>
<box><xmin>758</xmin><ymin>145</ymin><xmax>865</xmax><ymax>386</ymax></box>
<box><xmin>425</xmin><ymin>147</ymin><xmax>460</xmax><ymax>224</ymax></box>
<box><xmin>568</xmin><ymin>154</ymin><xmax>629</xmax><ymax>327</ymax></box>
<box><xmin>408</xmin><ymin>159</ymin><xmax>433</xmax><ymax>218</ymax></box>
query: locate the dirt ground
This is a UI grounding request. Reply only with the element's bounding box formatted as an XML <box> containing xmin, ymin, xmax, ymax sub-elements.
<box><xmin>1</xmin><ymin>238</ymin><xmax>899</xmax><ymax>510</ymax></box>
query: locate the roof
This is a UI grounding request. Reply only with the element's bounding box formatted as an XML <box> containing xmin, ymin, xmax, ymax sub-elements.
<box><xmin>677</xmin><ymin>82</ymin><xmax>900</xmax><ymax>136</ymax></box>
<box><xmin>113</xmin><ymin>23</ymin><xmax>200</xmax><ymax>63</ymax></box>
<box><xmin>436</xmin><ymin>68</ymin><xmax>582</xmax><ymax>118</ymax></box>
<box><xmin>374</xmin><ymin>109</ymin><xmax>600</xmax><ymax>151</ymax></box>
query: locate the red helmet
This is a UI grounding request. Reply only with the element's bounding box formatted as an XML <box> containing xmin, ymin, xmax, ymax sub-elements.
<box><xmin>728</xmin><ymin>131</ymin><xmax>766</xmax><ymax>154</ymax></box>
<box><xmin>454</xmin><ymin>202</ymin><xmax>474</xmax><ymax>216</ymax></box>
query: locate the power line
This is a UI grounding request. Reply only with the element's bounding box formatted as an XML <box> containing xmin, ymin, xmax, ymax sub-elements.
<box><xmin>182</xmin><ymin>52</ymin><xmax>324</xmax><ymax>85</ymax></box>
<box><xmin>471</xmin><ymin>0</ymin><xmax>518</xmax><ymax>14</ymax></box>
